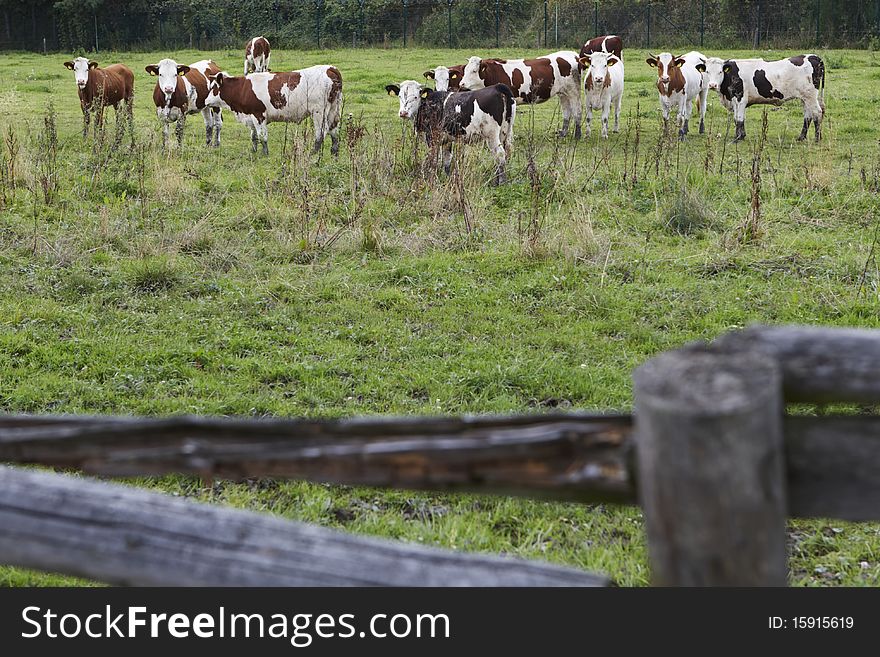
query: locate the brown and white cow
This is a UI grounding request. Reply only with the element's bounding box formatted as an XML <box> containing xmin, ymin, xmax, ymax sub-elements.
<box><xmin>146</xmin><ymin>59</ymin><xmax>223</xmax><ymax>149</ymax></box>
<box><xmin>579</xmin><ymin>52</ymin><xmax>624</xmax><ymax>139</ymax></box>
<box><xmin>244</xmin><ymin>36</ymin><xmax>271</xmax><ymax>75</ymax></box>
<box><xmin>423</xmin><ymin>65</ymin><xmax>465</xmax><ymax>92</ymax></box>
<box><xmin>705</xmin><ymin>55</ymin><xmax>825</xmax><ymax>142</ymax></box>
<box><xmin>205</xmin><ymin>66</ymin><xmax>343</xmax><ymax>156</ymax></box>
<box><xmin>385</xmin><ymin>80</ymin><xmax>516</xmax><ymax>184</ymax></box>
<box><xmin>646</xmin><ymin>51</ymin><xmax>708</xmax><ymax>139</ymax></box>
<box><xmin>579</xmin><ymin>34</ymin><xmax>623</xmax><ymax>61</ymax></box>
<box><xmin>459</xmin><ymin>51</ymin><xmax>582</xmax><ymax>139</ymax></box>
<box><xmin>63</xmin><ymin>57</ymin><xmax>134</xmax><ymax>139</ymax></box>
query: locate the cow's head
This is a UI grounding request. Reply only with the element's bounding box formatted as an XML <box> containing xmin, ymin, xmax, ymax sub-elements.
<box><xmin>64</xmin><ymin>57</ymin><xmax>98</xmax><ymax>90</ymax></box>
<box><xmin>580</xmin><ymin>52</ymin><xmax>619</xmax><ymax>88</ymax></box>
<box><xmin>704</xmin><ymin>57</ymin><xmax>726</xmax><ymax>92</ymax></box>
<box><xmin>385</xmin><ymin>81</ymin><xmax>427</xmax><ymax>120</ymax></box>
<box><xmin>645</xmin><ymin>53</ymin><xmax>684</xmax><ymax>91</ymax></box>
<box><xmin>145</xmin><ymin>59</ymin><xmax>190</xmax><ymax>101</ymax></box>
<box><xmin>204</xmin><ymin>71</ymin><xmax>230</xmax><ymax>108</ymax></box>
<box><xmin>424</xmin><ymin>65</ymin><xmax>461</xmax><ymax>92</ymax></box>
<box><xmin>459</xmin><ymin>56</ymin><xmax>488</xmax><ymax>92</ymax></box>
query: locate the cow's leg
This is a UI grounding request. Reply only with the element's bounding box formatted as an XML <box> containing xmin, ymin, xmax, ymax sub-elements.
<box><xmin>260</xmin><ymin>121</ymin><xmax>269</xmax><ymax>156</ymax></box>
<box><xmin>558</xmin><ymin>96</ymin><xmax>571</xmax><ymax>138</ymax></box>
<box><xmin>249</xmin><ymin>121</ymin><xmax>259</xmax><ymax>153</ymax></box>
<box><xmin>614</xmin><ymin>94</ymin><xmax>622</xmax><ymax>133</ymax></box>
<box><xmin>698</xmin><ymin>88</ymin><xmax>708</xmax><ymax>134</ymax></box>
<box><xmin>442</xmin><ymin>144</ymin><xmax>453</xmax><ymax>177</ymax></box>
<box><xmin>486</xmin><ymin>132</ymin><xmax>507</xmax><ymax>185</ymax></box>
<box><xmin>679</xmin><ymin>100</ymin><xmax>692</xmax><ymax>141</ymax></box>
<box><xmin>661</xmin><ymin>100</ymin><xmax>670</xmax><ymax>132</ymax></box>
<box><xmin>213</xmin><ymin>109</ymin><xmax>222</xmax><ymax>147</ymax></box>
<box><xmin>584</xmin><ymin>103</ymin><xmax>593</xmax><ymax>138</ymax></box>
<box><xmin>201</xmin><ymin>109</ymin><xmax>213</xmax><ymax>147</ymax></box>
<box><xmin>161</xmin><ymin>117</ymin><xmax>171</xmax><ymax>151</ymax></box>
<box><xmin>798</xmin><ymin>117</ymin><xmax>811</xmax><ymax>142</ymax></box>
<box><xmin>94</xmin><ymin>106</ymin><xmax>105</xmax><ymax>139</ymax></box>
<box><xmin>804</xmin><ymin>97</ymin><xmax>823</xmax><ymax>142</ymax></box>
<box><xmin>311</xmin><ymin>111</ymin><xmax>326</xmax><ymax>154</ymax></box>
<box><xmin>329</xmin><ymin>123</ymin><xmax>340</xmax><ymax>157</ymax></box>
<box><xmin>176</xmin><ymin>115</ymin><xmax>186</xmax><ymax>148</ymax></box>
<box><xmin>732</xmin><ymin>101</ymin><xmax>747</xmax><ymax>143</ymax></box>
<box><xmin>601</xmin><ymin>98</ymin><xmax>611</xmax><ymax>139</ymax></box>
<box><xmin>81</xmin><ymin>107</ymin><xmax>90</xmax><ymax>139</ymax></box>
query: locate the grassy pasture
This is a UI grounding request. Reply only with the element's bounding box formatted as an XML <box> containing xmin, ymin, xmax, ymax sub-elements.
<box><xmin>1</xmin><ymin>45</ymin><xmax>880</xmax><ymax>587</ymax></box>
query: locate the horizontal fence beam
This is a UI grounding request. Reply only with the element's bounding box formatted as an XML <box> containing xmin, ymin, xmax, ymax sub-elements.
<box><xmin>0</xmin><ymin>413</ymin><xmax>635</xmax><ymax>504</ymax></box>
<box><xmin>0</xmin><ymin>465</ymin><xmax>610</xmax><ymax>587</ymax></box>
<box><xmin>2</xmin><ymin>411</ymin><xmax>880</xmax><ymax>521</ymax></box>
<box><xmin>710</xmin><ymin>325</ymin><xmax>880</xmax><ymax>404</ymax></box>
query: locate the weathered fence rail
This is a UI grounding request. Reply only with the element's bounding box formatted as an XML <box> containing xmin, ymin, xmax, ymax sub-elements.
<box><xmin>2</xmin><ymin>324</ymin><xmax>880</xmax><ymax>586</ymax></box>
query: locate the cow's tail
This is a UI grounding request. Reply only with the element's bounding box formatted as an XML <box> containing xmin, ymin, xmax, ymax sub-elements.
<box><xmin>496</xmin><ymin>83</ymin><xmax>516</xmax><ymax>126</ymax></box>
<box><xmin>327</xmin><ymin>66</ymin><xmax>343</xmax><ymax>128</ymax></box>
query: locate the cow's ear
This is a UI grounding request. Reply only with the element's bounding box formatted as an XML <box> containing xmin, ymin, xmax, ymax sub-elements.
<box><xmin>420</xmin><ymin>88</ymin><xmax>430</xmax><ymax>99</ymax></box>
<box><xmin>88</xmin><ymin>60</ymin><xmax>98</xmax><ymax>70</ymax></box>
<box><xmin>695</xmin><ymin>63</ymin><xmax>706</xmax><ymax>73</ymax></box>
<box><xmin>63</xmin><ymin>61</ymin><xmax>74</xmax><ymax>70</ymax></box>
<box><xmin>645</xmin><ymin>57</ymin><xmax>657</xmax><ymax>67</ymax></box>
<box><xmin>450</xmin><ymin>71</ymin><xmax>458</xmax><ymax>80</ymax></box>
<box><xmin>478</xmin><ymin>61</ymin><xmax>487</xmax><ymax>76</ymax></box>
<box><xmin>723</xmin><ymin>64</ymin><xmax>731</xmax><ymax>73</ymax></box>
<box><xmin>145</xmin><ymin>65</ymin><xmax>159</xmax><ymax>76</ymax></box>
<box><xmin>177</xmin><ymin>65</ymin><xmax>190</xmax><ymax>77</ymax></box>
<box><xmin>385</xmin><ymin>84</ymin><xmax>400</xmax><ymax>97</ymax></box>
<box><xmin>215</xmin><ymin>72</ymin><xmax>225</xmax><ymax>86</ymax></box>
<box><xmin>608</xmin><ymin>57</ymin><xmax>618</xmax><ymax>67</ymax></box>
<box><xmin>423</xmin><ymin>70</ymin><xmax>435</xmax><ymax>80</ymax></box>
<box><xmin>580</xmin><ymin>56</ymin><xmax>591</xmax><ymax>68</ymax></box>
<box><xmin>674</xmin><ymin>58</ymin><xmax>685</xmax><ymax>68</ymax></box>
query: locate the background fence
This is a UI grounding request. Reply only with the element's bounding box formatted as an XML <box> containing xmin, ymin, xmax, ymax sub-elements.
<box><xmin>1</xmin><ymin>1</ymin><xmax>879</xmax><ymax>53</ymax></box>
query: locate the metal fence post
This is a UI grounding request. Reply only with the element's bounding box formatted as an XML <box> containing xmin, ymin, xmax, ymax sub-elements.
<box><xmin>755</xmin><ymin>0</ymin><xmax>762</xmax><ymax>48</ymax></box>
<box><xmin>816</xmin><ymin>0</ymin><xmax>821</xmax><ymax>44</ymax></box>
<box><xmin>495</xmin><ymin>0</ymin><xmax>500</xmax><ymax>48</ymax></box>
<box><xmin>700</xmin><ymin>0</ymin><xmax>705</xmax><ymax>48</ymax></box>
<box><xmin>403</xmin><ymin>0</ymin><xmax>407</xmax><ymax>47</ymax></box>
<box><xmin>594</xmin><ymin>1</ymin><xmax>598</xmax><ymax>36</ymax></box>
<box><xmin>359</xmin><ymin>0</ymin><xmax>366</xmax><ymax>46</ymax></box>
<box><xmin>646</xmin><ymin>2</ymin><xmax>650</xmax><ymax>48</ymax></box>
<box><xmin>448</xmin><ymin>0</ymin><xmax>453</xmax><ymax>49</ymax></box>
<box><xmin>315</xmin><ymin>0</ymin><xmax>322</xmax><ymax>49</ymax></box>
<box><xmin>94</xmin><ymin>13</ymin><xmax>98</xmax><ymax>53</ymax></box>
<box><xmin>544</xmin><ymin>0</ymin><xmax>548</xmax><ymax>47</ymax></box>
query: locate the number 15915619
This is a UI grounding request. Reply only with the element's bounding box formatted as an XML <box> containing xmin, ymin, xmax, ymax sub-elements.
<box><xmin>769</xmin><ymin>617</ymin><xmax>854</xmax><ymax>630</ymax></box>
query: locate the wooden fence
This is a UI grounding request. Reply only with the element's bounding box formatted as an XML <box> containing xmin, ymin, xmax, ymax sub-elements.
<box><xmin>2</xmin><ymin>324</ymin><xmax>879</xmax><ymax>586</ymax></box>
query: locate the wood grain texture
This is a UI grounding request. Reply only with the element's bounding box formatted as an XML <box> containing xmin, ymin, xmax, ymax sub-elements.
<box><xmin>0</xmin><ymin>413</ymin><xmax>635</xmax><ymax>504</ymax></box>
<box><xmin>784</xmin><ymin>415</ymin><xmax>880</xmax><ymax>521</ymax></box>
<box><xmin>0</xmin><ymin>465</ymin><xmax>611</xmax><ymax>587</ymax></box>
<box><xmin>633</xmin><ymin>350</ymin><xmax>789</xmax><ymax>586</ymax></box>
<box><xmin>710</xmin><ymin>324</ymin><xmax>880</xmax><ymax>403</ymax></box>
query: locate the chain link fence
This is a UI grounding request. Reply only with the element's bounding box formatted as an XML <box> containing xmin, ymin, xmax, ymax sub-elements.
<box><xmin>1</xmin><ymin>1</ymin><xmax>878</xmax><ymax>53</ymax></box>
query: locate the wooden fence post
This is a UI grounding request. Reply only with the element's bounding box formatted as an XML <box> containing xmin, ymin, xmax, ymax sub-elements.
<box><xmin>633</xmin><ymin>349</ymin><xmax>788</xmax><ymax>586</ymax></box>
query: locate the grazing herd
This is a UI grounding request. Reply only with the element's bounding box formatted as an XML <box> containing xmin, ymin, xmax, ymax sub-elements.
<box><xmin>62</xmin><ymin>34</ymin><xmax>827</xmax><ymax>183</ymax></box>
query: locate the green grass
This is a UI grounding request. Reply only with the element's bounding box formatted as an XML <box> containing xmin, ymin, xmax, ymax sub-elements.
<box><xmin>1</xmin><ymin>46</ymin><xmax>880</xmax><ymax>586</ymax></box>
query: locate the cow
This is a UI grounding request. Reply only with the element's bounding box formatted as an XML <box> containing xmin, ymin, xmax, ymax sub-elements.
<box><xmin>704</xmin><ymin>55</ymin><xmax>825</xmax><ymax>143</ymax></box>
<box><xmin>63</xmin><ymin>57</ymin><xmax>134</xmax><ymax>139</ymax></box>
<box><xmin>205</xmin><ymin>66</ymin><xmax>343</xmax><ymax>156</ymax></box>
<box><xmin>146</xmin><ymin>59</ymin><xmax>223</xmax><ymax>149</ymax></box>
<box><xmin>424</xmin><ymin>65</ymin><xmax>465</xmax><ymax>92</ymax></box>
<box><xmin>578</xmin><ymin>51</ymin><xmax>624</xmax><ymax>139</ymax></box>
<box><xmin>244</xmin><ymin>36</ymin><xmax>271</xmax><ymax>75</ymax></box>
<box><xmin>385</xmin><ymin>80</ymin><xmax>515</xmax><ymax>185</ymax></box>
<box><xmin>645</xmin><ymin>51</ymin><xmax>708</xmax><ymax>140</ymax></box>
<box><xmin>579</xmin><ymin>34</ymin><xmax>623</xmax><ymax>61</ymax></box>
<box><xmin>459</xmin><ymin>51</ymin><xmax>582</xmax><ymax>139</ymax></box>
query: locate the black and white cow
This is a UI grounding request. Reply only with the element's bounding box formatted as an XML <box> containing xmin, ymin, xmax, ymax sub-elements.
<box><xmin>705</xmin><ymin>54</ymin><xmax>825</xmax><ymax>142</ymax></box>
<box><xmin>385</xmin><ymin>80</ymin><xmax>516</xmax><ymax>184</ymax></box>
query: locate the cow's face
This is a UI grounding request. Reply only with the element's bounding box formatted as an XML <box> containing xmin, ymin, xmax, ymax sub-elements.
<box><xmin>385</xmin><ymin>80</ymin><xmax>424</xmax><ymax>120</ymax></box>
<box><xmin>146</xmin><ymin>59</ymin><xmax>190</xmax><ymax>100</ymax></box>
<box><xmin>459</xmin><ymin>57</ymin><xmax>486</xmax><ymax>92</ymax></box>
<box><xmin>425</xmin><ymin>66</ymin><xmax>450</xmax><ymax>92</ymax></box>
<box><xmin>704</xmin><ymin>57</ymin><xmax>726</xmax><ymax>92</ymax></box>
<box><xmin>64</xmin><ymin>57</ymin><xmax>97</xmax><ymax>89</ymax></box>
<box><xmin>205</xmin><ymin>72</ymin><xmax>227</xmax><ymax>108</ymax></box>
<box><xmin>582</xmin><ymin>52</ymin><xmax>618</xmax><ymax>88</ymax></box>
<box><xmin>646</xmin><ymin>53</ymin><xmax>682</xmax><ymax>91</ymax></box>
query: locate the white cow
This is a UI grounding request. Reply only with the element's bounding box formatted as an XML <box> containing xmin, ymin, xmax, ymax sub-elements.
<box><xmin>645</xmin><ymin>51</ymin><xmax>708</xmax><ymax>140</ymax></box>
<box><xmin>578</xmin><ymin>51</ymin><xmax>624</xmax><ymax>139</ymax></box>
<box><xmin>704</xmin><ymin>54</ymin><xmax>825</xmax><ymax>142</ymax></box>
<box><xmin>205</xmin><ymin>65</ymin><xmax>343</xmax><ymax>156</ymax></box>
<box><xmin>423</xmin><ymin>65</ymin><xmax>465</xmax><ymax>92</ymax></box>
